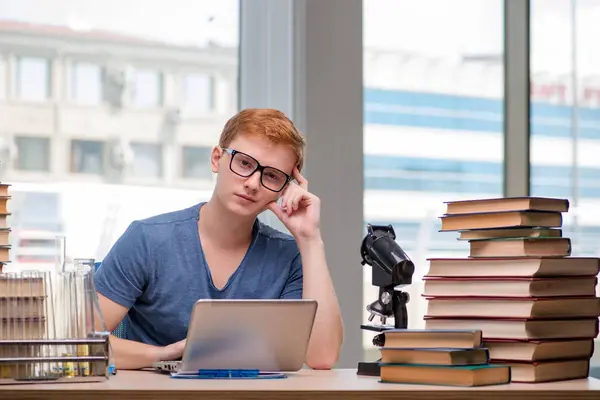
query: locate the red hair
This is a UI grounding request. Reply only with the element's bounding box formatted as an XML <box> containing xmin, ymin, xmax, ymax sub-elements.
<box><xmin>218</xmin><ymin>108</ymin><xmax>306</xmax><ymax>171</ymax></box>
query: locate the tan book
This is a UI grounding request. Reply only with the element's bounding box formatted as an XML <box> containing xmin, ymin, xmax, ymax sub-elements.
<box><xmin>0</xmin><ymin>229</ymin><xmax>9</xmax><ymax>246</ymax></box>
<box><xmin>380</xmin><ymin>363</ymin><xmax>510</xmax><ymax>387</ymax></box>
<box><xmin>445</xmin><ymin>197</ymin><xmax>569</xmax><ymax>215</ymax></box>
<box><xmin>0</xmin><ymin>197</ymin><xmax>9</xmax><ymax>214</ymax></box>
<box><xmin>440</xmin><ymin>211</ymin><xmax>562</xmax><ymax>231</ymax></box>
<box><xmin>0</xmin><ymin>184</ymin><xmax>9</xmax><ymax>197</ymax></box>
<box><xmin>380</xmin><ymin>347</ymin><xmax>489</xmax><ymax>366</ymax></box>
<box><xmin>0</xmin><ymin>246</ymin><xmax>10</xmax><ymax>263</ymax></box>
<box><xmin>0</xmin><ymin>214</ymin><xmax>9</xmax><ymax>229</ymax></box>
<box><xmin>426</xmin><ymin>257</ymin><xmax>600</xmax><ymax>278</ymax></box>
<box><xmin>483</xmin><ymin>339</ymin><xmax>594</xmax><ymax>362</ymax></box>
<box><xmin>422</xmin><ymin>276</ymin><xmax>597</xmax><ymax>297</ymax></box>
<box><xmin>469</xmin><ymin>237</ymin><xmax>571</xmax><ymax>258</ymax></box>
<box><xmin>497</xmin><ymin>359</ymin><xmax>589</xmax><ymax>383</ymax></box>
<box><xmin>424</xmin><ymin>317</ymin><xmax>599</xmax><ymax>340</ymax></box>
<box><xmin>459</xmin><ymin>228</ymin><xmax>562</xmax><ymax>241</ymax></box>
<box><xmin>425</xmin><ymin>297</ymin><xmax>600</xmax><ymax>319</ymax></box>
<box><xmin>372</xmin><ymin>329</ymin><xmax>482</xmax><ymax>349</ymax></box>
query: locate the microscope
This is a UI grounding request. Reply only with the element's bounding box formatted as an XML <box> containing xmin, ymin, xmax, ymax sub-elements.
<box><xmin>357</xmin><ymin>224</ymin><xmax>415</xmax><ymax>376</ymax></box>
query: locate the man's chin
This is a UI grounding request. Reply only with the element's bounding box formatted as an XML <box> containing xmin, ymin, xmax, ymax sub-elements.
<box><xmin>228</xmin><ymin>197</ymin><xmax>263</xmax><ymax>217</ymax></box>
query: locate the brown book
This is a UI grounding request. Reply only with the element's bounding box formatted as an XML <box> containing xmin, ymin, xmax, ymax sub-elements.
<box><xmin>380</xmin><ymin>363</ymin><xmax>510</xmax><ymax>387</ymax></box>
<box><xmin>0</xmin><ymin>246</ymin><xmax>10</xmax><ymax>262</ymax></box>
<box><xmin>459</xmin><ymin>228</ymin><xmax>562</xmax><ymax>241</ymax></box>
<box><xmin>440</xmin><ymin>211</ymin><xmax>562</xmax><ymax>231</ymax></box>
<box><xmin>0</xmin><ymin>214</ymin><xmax>9</xmax><ymax>229</ymax></box>
<box><xmin>483</xmin><ymin>339</ymin><xmax>594</xmax><ymax>362</ymax></box>
<box><xmin>495</xmin><ymin>359</ymin><xmax>589</xmax><ymax>383</ymax></box>
<box><xmin>422</xmin><ymin>276</ymin><xmax>598</xmax><ymax>297</ymax></box>
<box><xmin>0</xmin><ymin>197</ymin><xmax>9</xmax><ymax>214</ymax></box>
<box><xmin>380</xmin><ymin>347</ymin><xmax>489</xmax><ymax>366</ymax></box>
<box><xmin>424</xmin><ymin>317</ymin><xmax>599</xmax><ymax>340</ymax></box>
<box><xmin>0</xmin><ymin>229</ymin><xmax>9</xmax><ymax>246</ymax></box>
<box><xmin>0</xmin><ymin>184</ymin><xmax>9</xmax><ymax>197</ymax></box>
<box><xmin>372</xmin><ymin>329</ymin><xmax>482</xmax><ymax>349</ymax></box>
<box><xmin>425</xmin><ymin>297</ymin><xmax>600</xmax><ymax>319</ymax></box>
<box><xmin>469</xmin><ymin>237</ymin><xmax>571</xmax><ymax>258</ymax></box>
<box><xmin>426</xmin><ymin>257</ymin><xmax>600</xmax><ymax>278</ymax></box>
<box><xmin>445</xmin><ymin>197</ymin><xmax>569</xmax><ymax>215</ymax></box>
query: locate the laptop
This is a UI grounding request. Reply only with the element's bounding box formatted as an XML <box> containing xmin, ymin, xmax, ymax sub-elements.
<box><xmin>153</xmin><ymin>299</ymin><xmax>318</xmax><ymax>374</ymax></box>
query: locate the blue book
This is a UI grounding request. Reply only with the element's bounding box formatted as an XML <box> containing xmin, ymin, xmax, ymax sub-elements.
<box><xmin>170</xmin><ymin>369</ymin><xmax>287</xmax><ymax>380</ymax></box>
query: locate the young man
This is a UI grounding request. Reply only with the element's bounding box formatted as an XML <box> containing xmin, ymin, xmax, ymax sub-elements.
<box><xmin>94</xmin><ymin>108</ymin><xmax>343</xmax><ymax>370</ymax></box>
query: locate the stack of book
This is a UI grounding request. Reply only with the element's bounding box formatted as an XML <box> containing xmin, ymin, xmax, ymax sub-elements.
<box><xmin>0</xmin><ymin>183</ymin><xmax>10</xmax><ymax>271</ymax></box>
<box><xmin>374</xmin><ymin>329</ymin><xmax>511</xmax><ymax>386</ymax></box>
<box><xmin>423</xmin><ymin>196</ymin><xmax>600</xmax><ymax>383</ymax></box>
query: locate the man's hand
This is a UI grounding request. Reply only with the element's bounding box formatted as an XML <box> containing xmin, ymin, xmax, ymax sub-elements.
<box><xmin>160</xmin><ymin>339</ymin><xmax>186</xmax><ymax>361</ymax></box>
<box><xmin>267</xmin><ymin>167</ymin><xmax>321</xmax><ymax>241</ymax></box>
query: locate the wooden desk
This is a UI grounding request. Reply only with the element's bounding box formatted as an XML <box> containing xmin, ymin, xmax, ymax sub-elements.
<box><xmin>1</xmin><ymin>369</ymin><xmax>599</xmax><ymax>400</ymax></box>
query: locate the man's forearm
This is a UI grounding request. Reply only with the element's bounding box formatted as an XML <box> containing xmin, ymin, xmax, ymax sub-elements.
<box><xmin>109</xmin><ymin>336</ymin><xmax>164</xmax><ymax>370</ymax></box>
<box><xmin>297</xmin><ymin>232</ymin><xmax>344</xmax><ymax>369</ymax></box>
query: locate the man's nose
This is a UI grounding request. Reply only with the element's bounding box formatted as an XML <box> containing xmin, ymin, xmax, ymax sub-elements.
<box><xmin>244</xmin><ymin>169</ymin><xmax>261</xmax><ymax>191</ymax></box>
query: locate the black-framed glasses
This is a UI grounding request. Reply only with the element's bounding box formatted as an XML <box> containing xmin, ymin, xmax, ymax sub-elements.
<box><xmin>222</xmin><ymin>148</ymin><xmax>292</xmax><ymax>192</ymax></box>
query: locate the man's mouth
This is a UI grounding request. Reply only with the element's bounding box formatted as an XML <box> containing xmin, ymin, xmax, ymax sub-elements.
<box><xmin>235</xmin><ymin>194</ymin><xmax>256</xmax><ymax>202</ymax></box>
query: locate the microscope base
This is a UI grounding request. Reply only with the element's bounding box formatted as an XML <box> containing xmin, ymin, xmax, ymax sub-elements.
<box><xmin>357</xmin><ymin>360</ymin><xmax>381</xmax><ymax>376</ymax></box>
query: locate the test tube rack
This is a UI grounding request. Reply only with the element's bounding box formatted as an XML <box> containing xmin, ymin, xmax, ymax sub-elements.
<box><xmin>0</xmin><ymin>335</ymin><xmax>110</xmax><ymax>384</ymax></box>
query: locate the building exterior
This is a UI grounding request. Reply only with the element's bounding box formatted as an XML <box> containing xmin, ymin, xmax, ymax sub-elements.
<box><xmin>0</xmin><ymin>20</ymin><xmax>599</xmax><ymax>334</ymax></box>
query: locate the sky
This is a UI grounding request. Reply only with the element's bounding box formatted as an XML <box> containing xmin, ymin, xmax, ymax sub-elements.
<box><xmin>0</xmin><ymin>0</ymin><xmax>599</xmax><ymax>75</ymax></box>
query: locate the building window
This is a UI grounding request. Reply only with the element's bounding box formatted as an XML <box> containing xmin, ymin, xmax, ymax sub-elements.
<box><xmin>70</xmin><ymin>61</ymin><xmax>102</xmax><ymax>105</ymax></box>
<box><xmin>181</xmin><ymin>146</ymin><xmax>212</xmax><ymax>179</ymax></box>
<box><xmin>71</xmin><ymin>140</ymin><xmax>104</xmax><ymax>174</ymax></box>
<box><xmin>130</xmin><ymin>142</ymin><xmax>162</xmax><ymax>178</ymax></box>
<box><xmin>132</xmin><ymin>69</ymin><xmax>163</xmax><ymax>108</ymax></box>
<box><xmin>182</xmin><ymin>73</ymin><xmax>215</xmax><ymax>113</ymax></box>
<box><xmin>13</xmin><ymin>56</ymin><xmax>51</xmax><ymax>101</ymax></box>
<box><xmin>14</xmin><ymin>136</ymin><xmax>50</xmax><ymax>172</ymax></box>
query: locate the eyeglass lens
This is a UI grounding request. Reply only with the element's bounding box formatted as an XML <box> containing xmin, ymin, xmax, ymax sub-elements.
<box><xmin>230</xmin><ymin>152</ymin><xmax>288</xmax><ymax>191</ymax></box>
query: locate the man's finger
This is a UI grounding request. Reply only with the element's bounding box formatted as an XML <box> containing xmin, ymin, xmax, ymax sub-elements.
<box><xmin>293</xmin><ymin>166</ymin><xmax>308</xmax><ymax>190</ymax></box>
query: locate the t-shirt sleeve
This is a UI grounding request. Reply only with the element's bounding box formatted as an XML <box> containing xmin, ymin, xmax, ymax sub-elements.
<box><xmin>280</xmin><ymin>252</ymin><xmax>303</xmax><ymax>299</ymax></box>
<box><xmin>95</xmin><ymin>221</ymin><xmax>150</xmax><ymax>309</ymax></box>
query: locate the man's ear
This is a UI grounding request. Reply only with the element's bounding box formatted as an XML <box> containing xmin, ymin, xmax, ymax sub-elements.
<box><xmin>210</xmin><ymin>146</ymin><xmax>222</xmax><ymax>173</ymax></box>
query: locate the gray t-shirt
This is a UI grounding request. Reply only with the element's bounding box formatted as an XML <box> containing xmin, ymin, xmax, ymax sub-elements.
<box><xmin>94</xmin><ymin>202</ymin><xmax>303</xmax><ymax>347</ymax></box>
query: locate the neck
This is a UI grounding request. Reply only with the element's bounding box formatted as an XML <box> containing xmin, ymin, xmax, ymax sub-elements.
<box><xmin>198</xmin><ymin>197</ymin><xmax>256</xmax><ymax>249</ymax></box>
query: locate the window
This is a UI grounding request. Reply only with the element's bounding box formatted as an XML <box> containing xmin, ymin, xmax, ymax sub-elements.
<box><xmin>362</xmin><ymin>0</ymin><xmax>504</xmax><ymax>351</ymax></box>
<box><xmin>182</xmin><ymin>73</ymin><xmax>215</xmax><ymax>114</ymax></box>
<box><xmin>70</xmin><ymin>61</ymin><xmax>102</xmax><ymax>105</ymax></box>
<box><xmin>181</xmin><ymin>146</ymin><xmax>212</xmax><ymax>179</ymax></box>
<box><xmin>1</xmin><ymin>0</ymin><xmax>239</xmax><ymax>264</ymax></box>
<box><xmin>70</xmin><ymin>140</ymin><xmax>105</xmax><ymax>174</ymax></box>
<box><xmin>530</xmin><ymin>0</ymin><xmax>600</xmax><ymax>257</ymax></box>
<box><xmin>14</xmin><ymin>136</ymin><xmax>50</xmax><ymax>172</ymax></box>
<box><xmin>13</xmin><ymin>56</ymin><xmax>51</xmax><ymax>101</ymax></box>
<box><xmin>132</xmin><ymin>69</ymin><xmax>163</xmax><ymax>108</ymax></box>
<box><xmin>130</xmin><ymin>142</ymin><xmax>163</xmax><ymax>178</ymax></box>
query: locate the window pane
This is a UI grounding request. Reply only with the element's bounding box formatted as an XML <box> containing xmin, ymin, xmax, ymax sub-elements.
<box><xmin>2</xmin><ymin>1</ymin><xmax>238</xmax><ymax>265</ymax></box>
<box><xmin>71</xmin><ymin>140</ymin><xmax>104</xmax><ymax>174</ymax></box>
<box><xmin>132</xmin><ymin>69</ymin><xmax>162</xmax><ymax>108</ymax></box>
<box><xmin>131</xmin><ymin>142</ymin><xmax>162</xmax><ymax>178</ymax></box>
<box><xmin>182</xmin><ymin>73</ymin><xmax>214</xmax><ymax>113</ymax></box>
<box><xmin>362</xmin><ymin>0</ymin><xmax>504</xmax><ymax>348</ymax></box>
<box><xmin>181</xmin><ymin>146</ymin><xmax>212</xmax><ymax>179</ymax></box>
<box><xmin>15</xmin><ymin>136</ymin><xmax>50</xmax><ymax>171</ymax></box>
<box><xmin>530</xmin><ymin>0</ymin><xmax>600</xmax><ymax>257</ymax></box>
<box><xmin>70</xmin><ymin>61</ymin><xmax>102</xmax><ymax>104</ymax></box>
<box><xmin>14</xmin><ymin>56</ymin><xmax>50</xmax><ymax>101</ymax></box>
